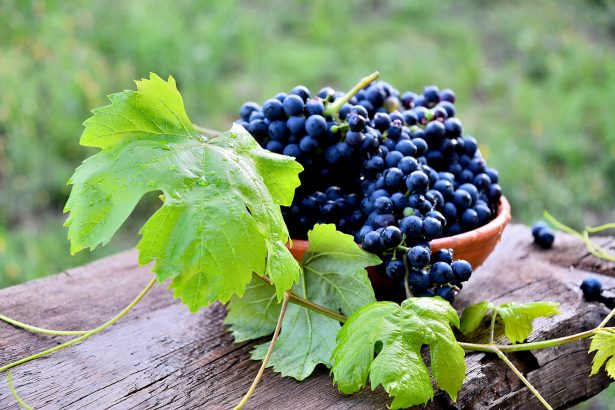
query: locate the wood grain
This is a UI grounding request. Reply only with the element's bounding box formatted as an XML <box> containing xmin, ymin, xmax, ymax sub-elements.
<box><xmin>0</xmin><ymin>225</ymin><xmax>613</xmax><ymax>409</ymax></box>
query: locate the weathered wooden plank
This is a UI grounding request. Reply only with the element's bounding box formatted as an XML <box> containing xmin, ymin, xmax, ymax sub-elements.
<box><xmin>0</xmin><ymin>225</ymin><xmax>613</xmax><ymax>409</ymax></box>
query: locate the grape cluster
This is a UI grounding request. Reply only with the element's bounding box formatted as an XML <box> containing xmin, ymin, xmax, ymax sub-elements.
<box><xmin>237</xmin><ymin>77</ymin><xmax>504</xmax><ymax>303</ymax></box>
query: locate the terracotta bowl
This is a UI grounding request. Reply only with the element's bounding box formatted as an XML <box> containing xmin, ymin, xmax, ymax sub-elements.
<box><xmin>288</xmin><ymin>196</ymin><xmax>512</xmax><ymax>270</ymax></box>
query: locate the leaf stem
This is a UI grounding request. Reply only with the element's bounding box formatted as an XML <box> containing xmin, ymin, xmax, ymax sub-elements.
<box><xmin>256</xmin><ymin>274</ymin><xmax>346</xmax><ymax>323</ymax></box>
<box><xmin>7</xmin><ymin>371</ymin><xmax>33</xmax><ymax>410</ymax></box>
<box><xmin>492</xmin><ymin>347</ymin><xmax>553</xmax><ymax>410</ymax></box>
<box><xmin>234</xmin><ymin>292</ymin><xmax>290</xmax><ymax>410</ymax></box>
<box><xmin>324</xmin><ymin>71</ymin><xmax>380</xmax><ymax>117</ymax></box>
<box><xmin>0</xmin><ymin>314</ymin><xmax>90</xmax><ymax>336</ymax></box>
<box><xmin>0</xmin><ymin>278</ymin><xmax>156</xmax><ymax>374</ymax></box>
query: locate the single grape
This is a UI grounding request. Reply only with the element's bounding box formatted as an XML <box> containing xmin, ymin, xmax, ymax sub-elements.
<box><xmin>262</xmin><ymin>98</ymin><xmax>285</xmax><ymax>120</ymax></box>
<box><xmin>534</xmin><ymin>227</ymin><xmax>555</xmax><ymax>249</ymax></box>
<box><xmin>283</xmin><ymin>94</ymin><xmax>305</xmax><ymax>116</ymax></box>
<box><xmin>287</xmin><ymin>116</ymin><xmax>306</xmax><ymax>134</ymax></box>
<box><xmin>240</xmin><ymin>102</ymin><xmax>261</xmax><ymax>121</ymax></box>
<box><xmin>385</xmin><ymin>259</ymin><xmax>406</xmax><ymax>280</ymax></box>
<box><xmin>409</xmin><ymin>270</ymin><xmax>431</xmax><ymax>291</ymax></box>
<box><xmin>432</xmin><ymin>249</ymin><xmax>453</xmax><ymax>264</ymax></box>
<box><xmin>422</xmin><ymin>217</ymin><xmax>442</xmax><ymax>240</ymax></box>
<box><xmin>381</xmin><ymin>226</ymin><xmax>403</xmax><ymax>249</ymax></box>
<box><xmin>305</xmin><ymin>99</ymin><xmax>325</xmax><ymax>116</ymax></box>
<box><xmin>580</xmin><ymin>277</ymin><xmax>603</xmax><ymax>301</ymax></box>
<box><xmin>435</xmin><ymin>286</ymin><xmax>455</xmax><ymax>303</ymax></box>
<box><xmin>451</xmin><ymin>260</ymin><xmax>472</xmax><ymax>281</ymax></box>
<box><xmin>291</xmin><ymin>85</ymin><xmax>311</xmax><ymax>101</ymax></box>
<box><xmin>384</xmin><ymin>167</ymin><xmax>405</xmax><ymax>190</ymax></box>
<box><xmin>408</xmin><ymin>246</ymin><xmax>430</xmax><ymax>268</ymax></box>
<box><xmin>373</xmin><ymin>196</ymin><xmax>393</xmax><ymax>214</ymax></box>
<box><xmin>430</xmin><ymin>261</ymin><xmax>454</xmax><ymax>284</ymax></box>
<box><xmin>347</xmin><ymin>113</ymin><xmax>367</xmax><ymax>132</ymax></box>
<box><xmin>406</xmin><ymin>171</ymin><xmax>430</xmax><ymax>194</ymax></box>
<box><xmin>282</xmin><ymin>144</ymin><xmax>302</xmax><ymax>158</ymax></box>
<box><xmin>345</xmin><ymin>131</ymin><xmax>364</xmax><ymax>146</ymax></box>
<box><xmin>305</xmin><ymin>115</ymin><xmax>328</xmax><ymax>137</ymax></box>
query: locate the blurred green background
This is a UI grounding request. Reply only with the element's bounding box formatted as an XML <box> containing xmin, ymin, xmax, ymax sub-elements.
<box><xmin>0</xmin><ymin>0</ymin><xmax>614</xmax><ymax>406</ymax></box>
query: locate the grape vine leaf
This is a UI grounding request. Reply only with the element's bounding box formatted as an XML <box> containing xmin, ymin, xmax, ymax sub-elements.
<box><xmin>331</xmin><ymin>298</ymin><xmax>466</xmax><ymax>409</ymax></box>
<box><xmin>589</xmin><ymin>328</ymin><xmax>615</xmax><ymax>379</ymax></box>
<box><xmin>246</xmin><ymin>224</ymin><xmax>380</xmax><ymax>380</ymax></box>
<box><xmin>64</xmin><ymin>73</ymin><xmax>303</xmax><ymax>311</ymax></box>
<box><xmin>460</xmin><ymin>301</ymin><xmax>560</xmax><ymax>343</ymax></box>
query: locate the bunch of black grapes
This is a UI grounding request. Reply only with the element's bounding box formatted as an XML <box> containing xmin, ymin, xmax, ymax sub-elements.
<box><xmin>236</xmin><ymin>74</ymin><xmax>503</xmax><ymax>303</ymax></box>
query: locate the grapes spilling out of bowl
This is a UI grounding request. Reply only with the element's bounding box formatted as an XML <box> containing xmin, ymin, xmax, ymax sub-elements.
<box><xmin>236</xmin><ymin>73</ymin><xmax>503</xmax><ymax>303</ymax></box>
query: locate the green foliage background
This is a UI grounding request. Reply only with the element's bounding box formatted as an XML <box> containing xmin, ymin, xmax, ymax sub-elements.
<box><xmin>0</xmin><ymin>0</ymin><xmax>614</xmax><ymax>405</ymax></box>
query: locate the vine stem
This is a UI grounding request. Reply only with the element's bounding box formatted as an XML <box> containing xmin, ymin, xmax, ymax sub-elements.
<box><xmin>492</xmin><ymin>347</ymin><xmax>553</xmax><ymax>410</ymax></box>
<box><xmin>234</xmin><ymin>292</ymin><xmax>290</xmax><ymax>410</ymax></box>
<box><xmin>324</xmin><ymin>71</ymin><xmax>380</xmax><ymax>117</ymax></box>
<box><xmin>0</xmin><ymin>278</ymin><xmax>156</xmax><ymax>374</ymax></box>
<box><xmin>7</xmin><ymin>371</ymin><xmax>33</xmax><ymax>410</ymax></box>
<box><xmin>0</xmin><ymin>314</ymin><xmax>90</xmax><ymax>336</ymax></box>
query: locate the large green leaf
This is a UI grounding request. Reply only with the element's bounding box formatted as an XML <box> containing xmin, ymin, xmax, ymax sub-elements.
<box><xmin>65</xmin><ymin>74</ymin><xmax>303</xmax><ymax>311</ymax></box>
<box><xmin>246</xmin><ymin>224</ymin><xmax>380</xmax><ymax>380</ymax></box>
<box><xmin>331</xmin><ymin>297</ymin><xmax>466</xmax><ymax>409</ymax></box>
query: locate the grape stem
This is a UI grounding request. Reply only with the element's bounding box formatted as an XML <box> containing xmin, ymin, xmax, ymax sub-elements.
<box><xmin>234</xmin><ymin>292</ymin><xmax>290</xmax><ymax>410</ymax></box>
<box><xmin>324</xmin><ymin>71</ymin><xmax>380</xmax><ymax>117</ymax></box>
<box><xmin>0</xmin><ymin>278</ymin><xmax>156</xmax><ymax>374</ymax></box>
